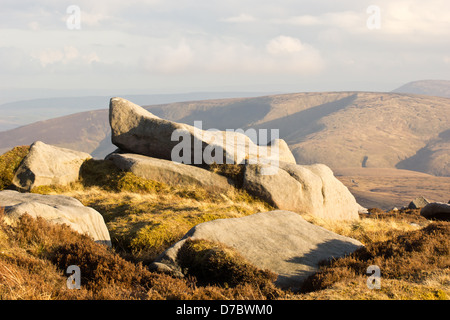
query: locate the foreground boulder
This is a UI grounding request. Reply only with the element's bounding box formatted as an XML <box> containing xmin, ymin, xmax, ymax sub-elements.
<box><xmin>109</xmin><ymin>97</ymin><xmax>296</xmax><ymax>166</ymax></box>
<box><xmin>242</xmin><ymin>162</ymin><xmax>360</xmax><ymax>220</ymax></box>
<box><xmin>151</xmin><ymin>210</ymin><xmax>363</xmax><ymax>291</ymax></box>
<box><xmin>420</xmin><ymin>202</ymin><xmax>450</xmax><ymax>221</ymax></box>
<box><xmin>106</xmin><ymin>152</ymin><xmax>234</xmax><ymax>192</ymax></box>
<box><xmin>12</xmin><ymin>141</ymin><xmax>91</xmax><ymax>191</ymax></box>
<box><xmin>0</xmin><ymin>190</ymin><xmax>111</xmax><ymax>246</ymax></box>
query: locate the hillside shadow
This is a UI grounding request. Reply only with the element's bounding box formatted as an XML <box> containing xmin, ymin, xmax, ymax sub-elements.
<box><xmin>275</xmin><ymin>238</ymin><xmax>362</xmax><ymax>291</ymax></box>
<box><xmin>177</xmin><ymin>97</ymin><xmax>273</xmax><ymax>131</ymax></box>
<box><xmin>396</xmin><ymin>128</ymin><xmax>450</xmax><ymax>174</ymax></box>
<box><xmin>249</xmin><ymin>93</ymin><xmax>358</xmax><ymax>144</ymax></box>
<box><xmin>91</xmin><ymin>132</ymin><xmax>116</xmax><ymax>159</ymax></box>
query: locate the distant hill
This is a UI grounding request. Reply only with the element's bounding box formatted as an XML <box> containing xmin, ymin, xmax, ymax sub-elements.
<box><xmin>392</xmin><ymin>80</ymin><xmax>450</xmax><ymax>98</ymax></box>
<box><xmin>0</xmin><ymin>92</ymin><xmax>274</xmax><ymax>132</ymax></box>
<box><xmin>0</xmin><ymin>91</ymin><xmax>449</xmax><ymax>176</ymax></box>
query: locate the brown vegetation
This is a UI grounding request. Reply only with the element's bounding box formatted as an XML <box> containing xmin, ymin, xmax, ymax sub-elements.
<box><xmin>177</xmin><ymin>239</ymin><xmax>282</xmax><ymax>299</ymax></box>
<box><xmin>0</xmin><ymin>145</ymin><xmax>29</xmax><ymax>190</ymax></box>
<box><xmin>1</xmin><ymin>147</ymin><xmax>449</xmax><ymax>300</ymax></box>
<box><xmin>300</xmin><ymin>217</ymin><xmax>449</xmax><ymax>299</ymax></box>
<box><xmin>0</xmin><ymin>212</ymin><xmax>286</xmax><ymax>300</ymax></box>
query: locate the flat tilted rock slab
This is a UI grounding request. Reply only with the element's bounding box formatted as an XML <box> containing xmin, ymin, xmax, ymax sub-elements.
<box><xmin>0</xmin><ymin>190</ymin><xmax>111</xmax><ymax>246</ymax></box>
<box><xmin>12</xmin><ymin>141</ymin><xmax>92</xmax><ymax>191</ymax></box>
<box><xmin>106</xmin><ymin>153</ymin><xmax>234</xmax><ymax>192</ymax></box>
<box><xmin>152</xmin><ymin>210</ymin><xmax>363</xmax><ymax>291</ymax></box>
<box><xmin>109</xmin><ymin>97</ymin><xmax>296</xmax><ymax>165</ymax></box>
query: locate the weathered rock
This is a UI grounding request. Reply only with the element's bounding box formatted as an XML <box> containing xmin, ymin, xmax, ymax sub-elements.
<box><xmin>408</xmin><ymin>196</ymin><xmax>430</xmax><ymax>209</ymax></box>
<box><xmin>109</xmin><ymin>97</ymin><xmax>296</xmax><ymax>166</ymax></box>
<box><xmin>420</xmin><ymin>202</ymin><xmax>450</xmax><ymax>221</ymax></box>
<box><xmin>12</xmin><ymin>141</ymin><xmax>91</xmax><ymax>191</ymax></box>
<box><xmin>106</xmin><ymin>152</ymin><xmax>234</xmax><ymax>192</ymax></box>
<box><xmin>242</xmin><ymin>162</ymin><xmax>360</xmax><ymax>220</ymax></box>
<box><xmin>0</xmin><ymin>190</ymin><xmax>111</xmax><ymax>245</ymax></box>
<box><xmin>151</xmin><ymin>210</ymin><xmax>363</xmax><ymax>291</ymax></box>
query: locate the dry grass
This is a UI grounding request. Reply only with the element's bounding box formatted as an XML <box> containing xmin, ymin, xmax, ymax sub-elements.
<box><xmin>1</xmin><ymin>151</ymin><xmax>449</xmax><ymax>300</ymax></box>
<box><xmin>302</xmin><ymin>208</ymin><xmax>429</xmax><ymax>246</ymax></box>
<box><xmin>297</xmin><ymin>214</ymin><xmax>449</xmax><ymax>300</ymax></box>
<box><xmin>177</xmin><ymin>239</ymin><xmax>283</xmax><ymax>299</ymax></box>
<box><xmin>0</xmin><ymin>146</ymin><xmax>29</xmax><ymax>190</ymax></box>
<box><xmin>31</xmin><ymin>159</ymin><xmax>272</xmax><ymax>264</ymax></box>
<box><xmin>0</xmin><ymin>211</ymin><xmax>286</xmax><ymax>300</ymax></box>
<box><xmin>2</xmin><ymin>204</ymin><xmax>447</xmax><ymax>300</ymax></box>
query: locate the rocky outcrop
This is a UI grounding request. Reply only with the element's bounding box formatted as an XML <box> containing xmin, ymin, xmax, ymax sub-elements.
<box><xmin>106</xmin><ymin>152</ymin><xmax>234</xmax><ymax>192</ymax></box>
<box><xmin>0</xmin><ymin>190</ymin><xmax>111</xmax><ymax>245</ymax></box>
<box><xmin>242</xmin><ymin>162</ymin><xmax>360</xmax><ymax>220</ymax></box>
<box><xmin>108</xmin><ymin>97</ymin><xmax>359</xmax><ymax>220</ymax></box>
<box><xmin>420</xmin><ymin>202</ymin><xmax>450</xmax><ymax>221</ymax></box>
<box><xmin>12</xmin><ymin>141</ymin><xmax>91</xmax><ymax>191</ymax></box>
<box><xmin>109</xmin><ymin>97</ymin><xmax>296</xmax><ymax>166</ymax></box>
<box><xmin>151</xmin><ymin>210</ymin><xmax>363</xmax><ymax>291</ymax></box>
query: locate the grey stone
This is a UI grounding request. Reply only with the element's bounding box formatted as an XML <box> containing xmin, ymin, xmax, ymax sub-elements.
<box><xmin>151</xmin><ymin>210</ymin><xmax>363</xmax><ymax>291</ymax></box>
<box><xmin>242</xmin><ymin>162</ymin><xmax>360</xmax><ymax>220</ymax></box>
<box><xmin>0</xmin><ymin>190</ymin><xmax>111</xmax><ymax>246</ymax></box>
<box><xmin>408</xmin><ymin>196</ymin><xmax>430</xmax><ymax>209</ymax></box>
<box><xmin>12</xmin><ymin>141</ymin><xmax>91</xmax><ymax>191</ymax></box>
<box><xmin>106</xmin><ymin>152</ymin><xmax>234</xmax><ymax>192</ymax></box>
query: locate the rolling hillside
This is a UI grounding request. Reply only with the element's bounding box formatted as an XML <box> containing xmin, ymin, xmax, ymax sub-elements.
<box><xmin>0</xmin><ymin>91</ymin><xmax>449</xmax><ymax>176</ymax></box>
<box><xmin>392</xmin><ymin>80</ymin><xmax>450</xmax><ymax>98</ymax></box>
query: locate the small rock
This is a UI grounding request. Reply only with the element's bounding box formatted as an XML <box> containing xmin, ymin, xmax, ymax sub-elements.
<box><xmin>408</xmin><ymin>196</ymin><xmax>430</xmax><ymax>209</ymax></box>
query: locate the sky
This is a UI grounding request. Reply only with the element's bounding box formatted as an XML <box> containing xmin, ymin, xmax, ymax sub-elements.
<box><xmin>0</xmin><ymin>0</ymin><xmax>449</xmax><ymax>102</ymax></box>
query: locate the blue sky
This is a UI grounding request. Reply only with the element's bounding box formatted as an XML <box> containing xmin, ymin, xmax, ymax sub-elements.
<box><xmin>0</xmin><ymin>0</ymin><xmax>449</xmax><ymax>102</ymax></box>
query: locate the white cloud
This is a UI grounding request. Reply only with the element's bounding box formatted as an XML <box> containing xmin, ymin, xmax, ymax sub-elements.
<box><xmin>143</xmin><ymin>40</ymin><xmax>194</xmax><ymax>73</ymax></box>
<box><xmin>382</xmin><ymin>1</ymin><xmax>450</xmax><ymax>36</ymax></box>
<box><xmin>0</xmin><ymin>0</ymin><xmax>448</xmax><ymax>94</ymax></box>
<box><xmin>273</xmin><ymin>11</ymin><xmax>363</xmax><ymax>30</ymax></box>
<box><xmin>280</xmin><ymin>15</ymin><xmax>321</xmax><ymax>26</ymax></box>
<box><xmin>30</xmin><ymin>46</ymin><xmax>99</xmax><ymax>67</ymax></box>
<box><xmin>141</xmin><ymin>35</ymin><xmax>324</xmax><ymax>75</ymax></box>
<box><xmin>266</xmin><ymin>36</ymin><xmax>305</xmax><ymax>55</ymax></box>
<box><xmin>220</xmin><ymin>13</ymin><xmax>257</xmax><ymax>23</ymax></box>
<box><xmin>275</xmin><ymin>1</ymin><xmax>450</xmax><ymax>38</ymax></box>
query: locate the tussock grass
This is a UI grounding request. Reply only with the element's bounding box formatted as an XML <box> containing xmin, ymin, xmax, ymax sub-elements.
<box><xmin>205</xmin><ymin>163</ymin><xmax>246</xmax><ymax>188</ymax></box>
<box><xmin>299</xmin><ymin>218</ymin><xmax>449</xmax><ymax>299</ymax></box>
<box><xmin>177</xmin><ymin>239</ymin><xmax>283</xmax><ymax>299</ymax></box>
<box><xmin>301</xmin><ymin>208</ymin><xmax>429</xmax><ymax>246</ymax></box>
